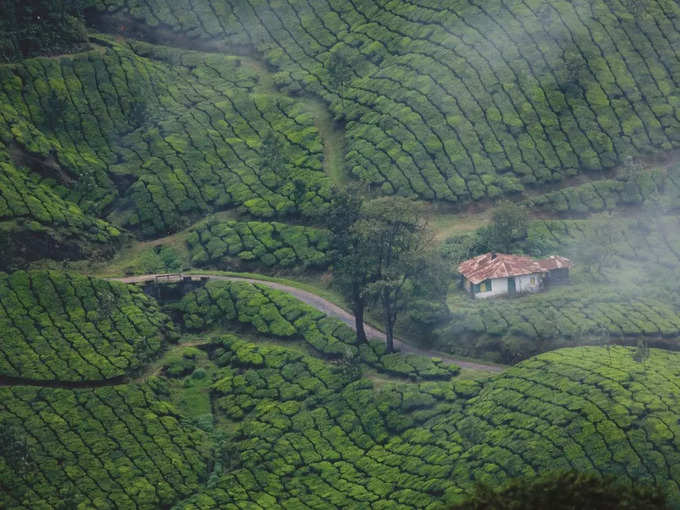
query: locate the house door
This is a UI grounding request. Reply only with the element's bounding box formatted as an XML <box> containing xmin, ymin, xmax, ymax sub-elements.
<box><xmin>508</xmin><ymin>277</ymin><xmax>516</xmax><ymax>296</ymax></box>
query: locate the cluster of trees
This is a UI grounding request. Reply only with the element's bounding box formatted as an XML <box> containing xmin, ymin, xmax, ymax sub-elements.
<box><xmin>0</xmin><ymin>1</ymin><xmax>90</xmax><ymax>61</ymax></box>
<box><xmin>326</xmin><ymin>190</ymin><xmax>448</xmax><ymax>352</ymax></box>
<box><xmin>442</xmin><ymin>201</ymin><xmax>532</xmax><ymax>266</ymax></box>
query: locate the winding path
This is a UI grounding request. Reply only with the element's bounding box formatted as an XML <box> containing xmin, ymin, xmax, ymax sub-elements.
<box><xmin>110</xmin><ymin>273</ymin><xmax>505</xmax><ymax>373</ymax></box>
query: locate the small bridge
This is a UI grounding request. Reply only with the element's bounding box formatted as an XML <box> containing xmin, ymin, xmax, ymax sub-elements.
<box><xmin>120</xmin><ymin>273</ymin><xmax>210</xmax><ymax>300</ymax></box>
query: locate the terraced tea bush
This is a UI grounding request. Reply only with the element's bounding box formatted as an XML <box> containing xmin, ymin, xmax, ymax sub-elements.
<box><xmin>92</xmin><ymin>0</ymin><xmax>680</xmax><ymax>205</ymax></box>
<box><xmin>174</xmin><ymin>341</ymin><xmax>680</xmax><ymax>508</ymax></box>
<box><xmin>525</xmin><ymin>164</ymin><xmax>680</xmax><ymax>216</ymax></box>
<box><xmin>0</xmin><ymin>382</ymin><xmax>208</xmax><ymax>510</ymax></box>
<box><xmin>174</xmin><ymin>280</ymin><xmax>459</xmax><ymax>380</ymax></box>
<box><xmin>0</xmin><ymin>156</ymin><xmax>120</xmax><ymax>269</ymax></box>
<box><xmin>187</xmin><ymin>219</ymin><xmax>330</xmax><ymax>269</ymax></box>
<box><xmin>0</xmin><ymin>38</ymin><xmax>329</xmax><ymax>237</ymax></box>
<box><xmin>449</xmin><ymin>471</ymin><xmax>668</xmax><ymax>510</ymax></box>
<box><xmin>449</xmin><ymin>346</ymin><xmax>680</xmax><ymax>504</ymax></box>
<box><xmin>176</xmin><ymin>334</ymin><xmax>473</xmax><ymax>509</ymax></box>
<box><xmin>439</xmin><ymin>286</ymin><xmax>680</xmax><ymax>363</ymax></box>
<box><xmin>0</xmin><ymin>270</ymin><xmax>173</xmax><ymax>382</ymax></box>
<box><xmin>527</xmin><ymin>215</ymin><xmax>680</xmax><ymax>273</ymax></box>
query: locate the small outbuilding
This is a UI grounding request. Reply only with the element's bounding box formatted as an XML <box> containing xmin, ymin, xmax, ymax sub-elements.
<box><xmin>458</xmin><ymin>252</ymin><xmax>572</xmax><ymax>299</ymax></box>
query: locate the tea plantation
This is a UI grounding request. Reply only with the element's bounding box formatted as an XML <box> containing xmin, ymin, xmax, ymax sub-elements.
<box><xmin>0</xmin><ymin>383</ymin><xmax>209</xmax><ymax>509</ymax></box>
<box><xmin>92</xmin><ymin>0</ymin><xmax>680</xmax><ymax>202</ymax></box>
<box><xmin>2</xmin><ymin>269</ymin><xmax>680</xmax><ymax>508</ymax></box>
<box><xmin>172</xmin><ymin>344</ymin><xmax>680</xmax><ymax>508</ymax></box>
<box><xmin>174</xmin><ymin>279</ymin><xmax>459</xmax><ymax>381</ymax></box>
<box><xmin>5</xmin><ymin>0</ymin><xmax>680</xmax><ymax>507</ymax></box>
<box><xmin>0</xmin><ymin>270</ymin><xmax>173</xmax><ymax>382</ymax></box>
<box><xmin>0</xmin><ymin>37</ymin><xmax>330</xmax><ymax>238</ymax></box>
<box><xmin>187</xmin><ymin>220</ymin><xmax>330</xmax><ymax>269</ymax></box>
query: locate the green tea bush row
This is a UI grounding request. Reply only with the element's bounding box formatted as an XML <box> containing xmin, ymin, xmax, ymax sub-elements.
<box><xmin>0</xmin><ymin>270</ymin><xmax>173</xmax><ymax>382</ymax></box>
<box><xmin>438</xmin><ymin>287</ymin><xmax>680</xmax><ymax>363</ymax></box>
<box><xmin>528</xmin><ymin>215</ymin><xmax>680</xmax><ymax>270</ymax></box>
<box><xmin>175</xmin><ymin>339</ymin><xmax>680</xmax><ymax>507</ymax></box>
<box><xmin>93</xmin><ymin>0</ymin><xmax>680</xmax><ymax>204</ymax></box>
<box><xmin>0</xmin><ymin>156</ymin><xmax>120</xmax><ymax>268</ymax></box>
<box><xmin>176</xmin><ymin>334</ymin><xmax>473</xmax><ymax>509</ymax></box>
<box><xmin>0</xmin><ymin>382</ymin><xmax>208</xmax><ymax>509</ymax></box>
<box><xmin>174</xmin><ymin>280</ymin><xmax>459</xmax><ymax>380</ymax></box>
<box><xmin>0</xmin><ymin>38</ymin><xmax>330</xmax><ymax>237</ymax></box>
<box><xmin>187</xmin><ymin>219</ymin><xmax>330</xmax><ymax>269</ymax></box>
<box><xmin>525</xmin><ymin>164</ymin><xmax>680</xmax><ymax>216</ymax></box>
<box><xmin>451</xmin><ymin>346</ymin><xmax>680</xmax><ymax>503</ymax></box>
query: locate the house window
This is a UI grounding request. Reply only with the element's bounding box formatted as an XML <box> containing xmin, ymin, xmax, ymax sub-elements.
<box><xmin>474</xmin><ymin>280</ymin><xmax>492</xmax><ymax>293</ymax></box>
<box><xmin>530</xmin><ymin>276</ymin><xmax>536</xmax><ymax>285</ymax></box>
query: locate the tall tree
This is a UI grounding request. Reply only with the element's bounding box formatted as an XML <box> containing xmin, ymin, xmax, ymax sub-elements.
<box><xmin>354</xmin><ymin>197</ymin><xmax>432</xmax><ymax>352</ymax></box>
<box><xmin>479</xmin><ymin>200</ymin><xmax>529</xmax><ymax>253</ymax></box>
<box><xmin>326</xmin><ymin>44</ymin><xmax>353</xmax><ymax>111</ymax></box>
<box><xmin>326</xmin><ymin>186</ymin><xmax>371</xmax><ymax>342</ymax></box>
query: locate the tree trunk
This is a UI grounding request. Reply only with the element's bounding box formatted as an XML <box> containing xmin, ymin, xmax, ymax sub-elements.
<box><xmin>385</xmin><ymin>317</ymin><xmax>394</xmax><ymax>353</ymax></box>
<box><xmin>354</xmin><ymin>302</ymin><xmax>367</xmax><ymax>342</ymax></box>
<box><xmin>384</xmin><ymin>293</ymin><xmax>394</xmax><ymax>353</ymax></box>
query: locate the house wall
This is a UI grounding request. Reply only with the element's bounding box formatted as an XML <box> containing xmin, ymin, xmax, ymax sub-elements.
<box><xmin>515</xmin><ymin>273</ymin><xmax>542</xmax><ymax>294</ymax></box>
<box><xmin>473</xmin><ymin>277</ymin><xmax>508</xmax><ymax>299</ymax></box>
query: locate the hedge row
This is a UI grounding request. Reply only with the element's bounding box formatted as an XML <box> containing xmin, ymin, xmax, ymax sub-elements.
<box><xmin>187</xmin><ymin>219</ymin><xmax>330</xmax><ymax>269</ymax></box>
<box><xmin>439</xmin><ymin>286</ymin><xmax>680</xmax><ymax>363</ymax></box>
<box><xmin>0</xmin><ymin>37</ymin><xmax>330</xmax><ymax>237</ymax></box>
<box><xmin>528</xmin><ymin>215</ymin><xmax>680</xmax><ymax>270</ymax></box>
<box><xmin>174</xmin><ymin>280</ymin><xmax>459</xmax><ymax>381</ymax></box>
<box><xmin>446</xmin><ymin>346</ymin><xmax>680</xmax><ymax>503</ymax></box>
<box><xmin>174</xmin><ymin>340</ymin><xmax>680</xmax><ymax>507</ymax></box>
<box><xmin>0</xmin><ymin>270</ymin><xmax>173</xmax><ymax>382</ymax></box>
<box><xmin>176</xmin><ymin>334</ymin><xmax>477</xmax><ymax>509</ymax></box>
<box><xmin>0</xmin><ymin>382</ymin><xmax>209</xmax><ymax>509</ymax></box>
<box><xmin>0</xmin><ymin>152</ymin><xmax>120</xmax><ymax>268</ymax></box>
<box><xmin>525</xmin><ymin>163</ymin><xmax>680</xmax><ymax>216</ymax></box>
<box><xmin>93</xmin><ymin>0</ymin><xmax>680</xmax><ymax>203</ymax></box>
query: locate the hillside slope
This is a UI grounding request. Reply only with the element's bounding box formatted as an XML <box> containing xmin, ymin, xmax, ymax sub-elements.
<box><xmin>2</xmin><ymin>271</ymin><xmax>680</xmax><ymax>509</ymax></box>
<box><xmin>91</xmin><ymin>0</ymin><xmax>680</xmax><ymax>203</ymax></box>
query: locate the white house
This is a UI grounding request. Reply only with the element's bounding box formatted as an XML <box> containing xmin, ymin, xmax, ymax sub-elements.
<box><xmin>458</xmin><ymin>253</ymin><xmax>572</xmax><ymax>299</ymax></box>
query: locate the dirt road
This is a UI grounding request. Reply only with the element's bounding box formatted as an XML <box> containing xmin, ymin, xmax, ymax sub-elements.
<box><xmin>111</xmin><ymin>273</ymin><xmax>505</xmax><ymax>373</ymax></box>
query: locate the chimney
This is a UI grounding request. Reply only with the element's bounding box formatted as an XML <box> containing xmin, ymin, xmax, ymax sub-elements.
<box><xmin>491</xmin><ymin>252</ymin><xmax>497</xmax><ymax>259</ymax></box>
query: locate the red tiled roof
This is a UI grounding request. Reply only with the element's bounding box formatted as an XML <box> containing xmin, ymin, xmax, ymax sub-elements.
<box><xmin>536</xmin><ymin>255</ymin><xmax>573</xmax><ymax>272</ymax></box>
<box><xmin>457</xmin><ymin>253</ymin><xmax>572</xmax><ymax>284</ymax></box>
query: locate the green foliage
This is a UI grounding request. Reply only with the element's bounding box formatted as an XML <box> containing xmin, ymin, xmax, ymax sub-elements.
<box><xmin>187</xmin><ymin>219</ymin><xmax>330</xmax><ymax>270</ymax></box>
<box><xmin>439</xmin><ymin>286</ymin><xmax>680</xmax><ymax>363</ymax></box>
<box><xmin>0</xmin><ymin>0</ymin><xmax>90</xmax><ymax>61</ymax></box>
<box><xmin>0</xmin><ymin>270</ymin><xmax>173</xmax><ymax>381</ymax></box>
<box><xmin>450</xmin><ymin>471</ymin><xmax>668</xmax><ymax>510</ymax></box>
<box><xmin>478</xmin><ymin>201</ymin><xmax>529</xmax><ymax>254</ymax></box>
<box><xmin>172</xmin><ymin>343</ymin><xmax>680</xmax><ymax>508</ymax></box>
<box><xmin>0</xmin><ymin>38</ymin><xmax>329</xmax><ymax>238</ymax></box>
<box><xmin>91</xmin><ymin>0</ymin><xmax>680</xmax><ymax>205</ymax></box>
<box><xmin>174</xmin><ymin>280</ymin><xmax>459</xmax><ymax>380</ymax></box>
<box><xmin>177</xmin><ymin>334</ymin><xmax>472</xmax><ymax>509</ymax></box>
<box><xmin>0</xmin><ymin>382</ymin><xmax>209</xmax><ymax>509</ymax></box>
<box><xmin>525</xmin><ymin>164</ymin><xmax>680</xmax><ymax>217</ymax></box>
<box><xmin>137</xmin><ymin>244</ymin><xmax>184</xmax><ymax>274</ymax></box>
<box><xmin>0</xmin><ymin>157</ymin><xmax>120</xmax><ymax>269</ymax></box>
